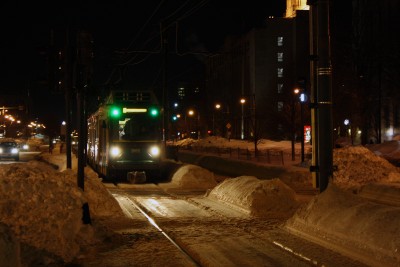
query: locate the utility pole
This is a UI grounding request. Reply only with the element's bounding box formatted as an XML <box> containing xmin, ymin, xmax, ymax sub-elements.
<box><xmin>64</xmin><ymin>28</ymin><xmax>73</xmax><ymax>169</ymax></box>
<box><xmin>309</xmin><ymin>0</ymin><xmax>333</xmax><ymax>193</ymax></box>
<box><xmin>76</xmin><ymin>29</ymin><xmax>93</xmax><ymax>225</ymax></box>
<box><xmin>161</xmin><ymin>21</ymin><xmax>168</xmax><ymax>144</ymax></box>
<box><xmin>308</xmin><ymin>0</ymin><xmax>319</xmax><ymax>189</ymax></box>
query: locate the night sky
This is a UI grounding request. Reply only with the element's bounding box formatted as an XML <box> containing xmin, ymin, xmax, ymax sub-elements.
<box><xmin>0</xmin><ymin>1</ymin><xmax>286</xmax><ymax>133</ymax></box>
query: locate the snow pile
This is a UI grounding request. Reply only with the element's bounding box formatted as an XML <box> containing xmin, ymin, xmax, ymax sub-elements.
<box><xmin>206</xmin><ymin>176</ymin><xmax>299</xmax><ymax>217</ymax></box>
<box><xmin>0</xmin><ymin>156</ymin><xmax>125</xmax><ymax>265</ymax></box>
<box><xmin>167</xmin><ymin>164</ymin><xmax>218</xmax><ymax>190</ymax></box>
<box><xmin>333</xmin><ymin>146</ymin><xmax>400</xmax><ymax>189</ymax></box>
<box><xmin>173</xmin><ymin>138</ymin><xmax>198</xmax><ymax>147</ymax></box>
<box><xmin>285</xmin><ymin>183</ymin><xmax>400</xmax><ymax>266</ymax></box>
<box><xmin>366</xmin><ymin>140</ymin><xmax>400</xmax><ymax>165</ymax></box>
<box><xmin>0</xmin><ymin>161</ymin><xmax>94</xmax><ymax>263</ymax></box>
<box><xmin>175</xmin><ymin>136</ymin><xmax>301</xmax><ymax>151</ymax></box>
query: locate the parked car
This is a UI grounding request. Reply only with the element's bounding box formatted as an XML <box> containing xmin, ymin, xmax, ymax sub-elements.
<box><xmin>0</xmin><ymin>140</ymin><xmax>20</xmax><ymax>161</ymax></box>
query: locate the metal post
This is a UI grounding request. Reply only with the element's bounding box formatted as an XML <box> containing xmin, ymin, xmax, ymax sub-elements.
<box><xmin>64</xmin><ymin>28</ymin><xmax>73</xmax><ymax>169</ymax></box>
<box><xmin>300</xmin><ymin>100</ymin><xmax>305</xmax><ymax>162</ymax></box>
<box><xmin>291</xmin><ymin>97</ymin><xmax>296</xmax><ymax>161</ymax></box>
<box><xmin>316</xmin><ymin>0</ymin><xmax>333</xmax><ymax>193</ymax></box>
<box><xmin>308</xmin><ymin>0</ymin><xmax>319</xmax><ymax>189</ymax></box>
<box><xmin>240</xmin><ymin>98</ymin><xmax>245</xmax><ymax>140</ymax></box>
<box><xmin>241</xmin><ymin>104</ymin><xmax>244</xmax><ymax>139</ymax></box>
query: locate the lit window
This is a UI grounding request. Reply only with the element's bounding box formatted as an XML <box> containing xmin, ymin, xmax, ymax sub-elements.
<box><xmin>277</xmin><ymin>37</ymin><xmax>283</xmax><ymax>46</ymax></box>
<box><xmin>277</xmin><ymin>84</ymin><xmax>283</xmax><ymax>94</ymax></box>
<box><xmin>178</xmin><ymin>87</ymin><xmax>185</xmax><ymax>99</ymax></box>
<box><xmin>277</xmin><ymin>52</ymin><xmax>283</xmax><ymax>62</ymax></box>
<box><xmin>277</xmin><ymin>68</ymin><xmax>283</xmax><ymax>78</ymax></box>
<box><xmin>277</xmin><ymin>101</ymin><xmax>283</xmax><ymax>111</ymax></box>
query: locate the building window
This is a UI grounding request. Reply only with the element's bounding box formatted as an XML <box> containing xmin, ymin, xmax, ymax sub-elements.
<box><xmin>178</xmin><ymin>87</ymin><xmax>185</xmax><ymax>99</ymax></box>
<box><xmin>277</xmin><ymin>101</ymin><xmax>283</xmax><ymax>111</ymax></box>
<box><xmin>277</xmin><ymin>52</ymin><xmax>283</xmax><ymax>62</ymax></box>
<box><xmin>277</xmin><ymin>68</ymin><xmax>283</xmax><ymax>78</ymax></box>
<box><xmin>277</xmin><ymin>37</ymin><xmax>283</xmax><ymax>46</ymax></box>
<box><xmin>277</xmin><ymin>84</ymin><xmax>283</xmax><ymax>94</ymax></box>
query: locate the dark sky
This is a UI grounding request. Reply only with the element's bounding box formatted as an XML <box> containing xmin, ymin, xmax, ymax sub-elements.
<box><xmin>0</xmin><ymin>1</ymin><xmax>286</xmax><ymax>132</ymax></box>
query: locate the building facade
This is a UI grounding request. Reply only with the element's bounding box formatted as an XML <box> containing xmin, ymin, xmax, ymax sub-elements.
<box><xmin>205</xmin><ymin>10</ymin><xmax>310</xmax><ymax>140</ymax></box>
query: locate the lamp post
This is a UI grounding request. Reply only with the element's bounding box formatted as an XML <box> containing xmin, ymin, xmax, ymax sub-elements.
<box><xmin>187</xmin><ymin>109</ymin><xmax>194</xmax><ymax>137</ymax></box>
<box><xmin>188</xmin><ymin>109</ymin><xmax>200</xmax><ymax>139</ymax></box>
<box><xmin>299</xmin><ymin>92</ymin><xmax>307</xmax><ymax>163</ymax></box>
<box><xmin>291</xmin><ymin>89</ymin><xmax>300</xmax><ymax>161</ymax></box>
<box><xmin>213</xmin><ymin>103</ymin><xmax>221</xmax><ymax>136</ymax></box>
<box><xmin>240</xmin><ymin>98</ymin><xmax>246</xmax><ymax>140</ymax></box>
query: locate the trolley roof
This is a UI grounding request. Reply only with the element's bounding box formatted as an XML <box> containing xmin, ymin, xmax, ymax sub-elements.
<box><xmin>105</xmin><ymin>90</ymin><xmax>159</xmax><ymax>105</ymax></box>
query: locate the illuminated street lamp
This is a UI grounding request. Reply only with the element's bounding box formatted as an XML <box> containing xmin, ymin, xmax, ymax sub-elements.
<box><xmin>240</xmin><ymin>98</ymin><xmax>246</xmax><ymax>140</ymax></box>
<box><xmin>187</xmin><ymin>109</ymin><xmax>200</xmax><ymax>139</ymax></box>
<box><xmin>213</xmin><ymin>103</ymin><xmax>221</xmax><ymax>135</ymax></box>
<box><xmin>299</xmin><ymin>91</ymin><xmax>307</xmax><ymax>163</ymax></box>
<box><xmin>291</xmin><ymin>89</ymin><xmax>300</xmax><ymax>161</ymax></box>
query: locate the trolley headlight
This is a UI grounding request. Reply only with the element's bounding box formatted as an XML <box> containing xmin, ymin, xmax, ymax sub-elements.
<box><xmin>110</xmin><ymin>146</ymin><xmax>122</xmax><ymax>158</ymax></box>
<box><xmin>148</xmin><ymin>145</ymin><xmax>160</xmax><ymax>157</ymax></box>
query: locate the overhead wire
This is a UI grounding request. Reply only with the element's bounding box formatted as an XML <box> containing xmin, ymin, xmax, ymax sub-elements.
<box><xmin>103</xmin><ymin>1</ymin><xmax>166</xmax><ymax>85</ymax></box>
<box><xmin>125</xmin><ymin>0</ymin><xmax>166</xmax><ymax>51</ymax></box>
<box><xmin>105</xmin><ymin>0</ymin><xmax>211</xmax><ymax>87</ymax></box>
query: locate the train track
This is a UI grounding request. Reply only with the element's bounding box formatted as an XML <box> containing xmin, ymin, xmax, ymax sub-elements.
<box><xmin>112</xmin><ymin>192</ymin><xmax>201</xmax><ymax>267</ymax></box>
<box><xmin>107</xmin><ymin>183</ymin><xmax>367</xmax><ymax>267</ymax></box>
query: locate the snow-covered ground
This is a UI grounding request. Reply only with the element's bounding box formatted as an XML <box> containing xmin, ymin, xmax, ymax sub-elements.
<box><xmin>1</xmin><ymin>137</ymin><xmax>400</xmax><ymax>266</ymax></box>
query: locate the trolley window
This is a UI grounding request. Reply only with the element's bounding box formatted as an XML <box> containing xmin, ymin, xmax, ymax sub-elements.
<box><xmin>114</xmin><ymin>113</ymin><xmax>161</xmax><ymax>141</ymax></box>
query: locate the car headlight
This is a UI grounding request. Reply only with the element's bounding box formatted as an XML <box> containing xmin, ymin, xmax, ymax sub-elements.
<box><xmin>0</xmin><ymin>148</ymin><xmax>3</xmax><ymax>154</ymax></box>
<box><xmin>22</xmin><ymin>144</ymin><xmax>29</xmax><ymax>150</ymax></box>
<box><xmin>11</xmin><ymin>148</ymin><xmax>19</xmax><ymax>154</ymax></box>
<box><xmin>110</xmin><ymin>146</ymin><xmax>121</xmax><ymax>157</ymax></box>
<box><xmin>148</xmin><ymin>145</ymin><xmax>160</xmax><ymax>157</ymax></box>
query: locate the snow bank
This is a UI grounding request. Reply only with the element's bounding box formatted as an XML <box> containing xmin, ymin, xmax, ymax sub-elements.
<box><xmin>0</xmin><ymin>157</ymin><xmax>125</xmax><ymax>265</ymax></box>
<box><xmin>285</xmin><ymin>183</ymin><xmax>400</xmax><ymax>267</ymax></box>
<box><xmin>167</xmin><ymin>164</ymin><xmax>218</xmax><ymax>190</ymax></box>
<box><xmin>333</xmin><ymin>146</ymin><xmax>400</xmax><ymax>189</ymax></box>
<box><xmin>39</xmin><ymin>153</ymin><xmax>125</xmax><ymax>218</ymax></box>
<box><xmin>0</xmin><ymin>161</ymin><xmax>94</xmax><ymax>263</ymax></box>
<box><xmin>206</xmin><ymin>176</ymin><xmax>299</xmax><ymax>217</ymax></box>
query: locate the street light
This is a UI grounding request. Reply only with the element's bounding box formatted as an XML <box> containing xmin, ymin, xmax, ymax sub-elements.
<box><xmin>240</xmin><ymin>98</ymin><xmax>246</xmax><ymax>140</ymax></box>
<box><xmin>213</xmin><ymin>103</ymin><xmax>221</xmax><ymax>135</ymax></box>
<box><xmin>299</xmin><ymin>91</ymin><xmax>307</xmax><ymax>163</ymax></box>
<box><xmin>188</xmin><ymin>109</ymin><xmax>200</xmax><ymax>139</ymax></box>
<box><xmin>291</xmin><ymin>89</ymin><xmax>300</xmax><ymax>161</ymax></box>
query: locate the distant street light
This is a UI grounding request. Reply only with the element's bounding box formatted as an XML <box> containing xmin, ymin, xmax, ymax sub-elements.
<box><xmin>188</xmin><ymin>109</ymin><xmax>200</xmax><ymax>139</ymax></box>
<box><xmin>291</xmin><ymin>89</ymin><xmax>300</xmax><ymax>161</ymax></box>
<box><xmin>299</xmin><ymin>92</ymin><xmax>307</xmax><ymax>163</ymax></box>
<box><xmin>240</xmin><ymin>98</ymin><xmax>246</xmax><ymax>140</ymax></box>
<box><xmin>213</xmin><ymin>104</ymin><xmax>221</xmax><ymax>135</ymax></box>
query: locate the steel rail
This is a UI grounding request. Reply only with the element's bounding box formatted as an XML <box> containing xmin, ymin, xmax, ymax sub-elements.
<box><xmin>118</xmin><ymin>194</ymin><xmax>201</xmax><ymax>267</ymax></box>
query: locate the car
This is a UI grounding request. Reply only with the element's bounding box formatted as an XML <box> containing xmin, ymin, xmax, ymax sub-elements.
<box><xmin>0</xmin><ymin>140</ymin><xmax>20</xmax><ymax>161</ymax></box>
